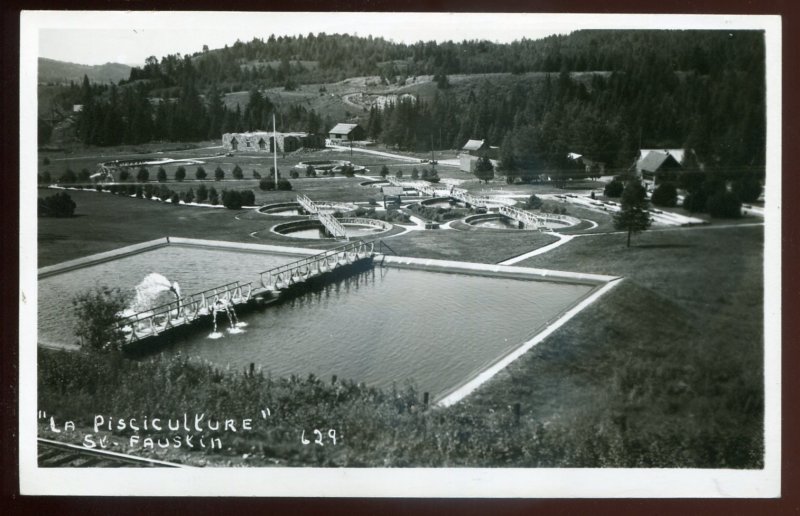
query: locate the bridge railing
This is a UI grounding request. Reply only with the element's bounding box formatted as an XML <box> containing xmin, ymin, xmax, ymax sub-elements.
<box><xmin>258</xmin><ymin>240</ymin><xmax>374</xmax><ymax>290</ymax></box>
<box><xmin>297</xmin><ymin>194</ymin><xmax>317</xmax><ymax>214</ymax></box>
<box><xmin>450</xmin><ymin>188</ymin><xmax>490</xmax><ymax>208</ymax></box>
<box><xmin>117</xmin><ymin>281</ymin><xmax>252</xmax><ymax>342</ymax></box>
<box><xmin>318</xmin><ymin>212</ymin><xmax>349</xmax><ymax>240</ymax></box>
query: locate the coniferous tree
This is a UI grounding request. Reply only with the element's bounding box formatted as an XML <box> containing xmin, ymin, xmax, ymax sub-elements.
<box><xmin>613</xmin><ymin>180</ymin><xmax>652</xmax><ymax>247</ymax></box>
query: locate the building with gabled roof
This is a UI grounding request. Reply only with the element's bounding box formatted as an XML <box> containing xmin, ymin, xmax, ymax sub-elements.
<box><xmin>329</xmin><ymin>123</ymin><xmax>365</xmax><ymax>143</ymax></box>
<box><xmin>462</xmin><ymin>139</ymin><xmax>490</xmax><ymax>154</ymax></box>
<box><xmin>222</xmin><ymin>131</ymin><xmax>323</xmax><ymax>153</ymax></box>
<box><xmin>634</xmin><ymin>148</ymin><xmax>700</xmax><ymax>184</ymax></box>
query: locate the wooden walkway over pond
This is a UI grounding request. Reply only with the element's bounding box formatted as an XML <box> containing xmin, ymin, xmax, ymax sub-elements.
<box><xmin>116</xmin><ymin>240</ymin><xmax>376</xmax><ymax>346</ymax></box>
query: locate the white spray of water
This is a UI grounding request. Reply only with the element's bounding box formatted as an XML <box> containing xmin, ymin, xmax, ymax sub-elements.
<box><xmin>128</xmin><ymin>273</ymin><xmax>181</xmax><ymax>313</ymax></box>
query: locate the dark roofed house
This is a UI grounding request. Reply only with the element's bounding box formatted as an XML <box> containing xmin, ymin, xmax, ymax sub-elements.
<box><xmin>462</xmin><ymin>139</ymin><xmax>490</xmax><ymax>155</ymax></box>
<box><xmin>329</xmin><ymin>123</ymin><xmax>365</xmax><ymax>143</ymax></box>
<box><xmin>458</xmin><ymin>139</ymin><xmax>499</xmax><ymax>173</ymax></box>
<box><xmin>635</xmin><ymin>149</ymin><xmax>689</xmax><ymax>183</ymax></box>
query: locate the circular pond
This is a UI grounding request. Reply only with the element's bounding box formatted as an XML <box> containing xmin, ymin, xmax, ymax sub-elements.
<box><xmin>294</xmin><ymin>159</ymin><xmax>367</xmax><ymax>173</ymax></box>
<box><xmin>465</xmin><ymin>213</ymin><xmax>578</xmax><ymax>230</ymax></box>
<box><xmin>273</xmin><ymin>218</ymin><xmax>392</xmax><ymax>240</ymax></box>
<box><xmin>259</xmin><ymin>202</ymin><xmax>304</xmax><ymax>216</ymax></box>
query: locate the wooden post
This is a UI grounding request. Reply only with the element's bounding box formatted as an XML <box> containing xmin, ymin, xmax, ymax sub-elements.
<box><xmin>423</xmin><ymin>392</ymin><xmax>429</xmax><ymax>408</ymax></box>
<box><xmin>513</xmin><ymin>402</ymin><xmax>521</xmax><ymax>425</ymax></box>
<box><xmin>249</xmin><ymin>363</ymin><xmax>255</xmax><ymax>377</ymax></box>
<box><xmin>331</xmin><ymin>375</ymin><xmax>337</xmax><ymax>385</ymax></box>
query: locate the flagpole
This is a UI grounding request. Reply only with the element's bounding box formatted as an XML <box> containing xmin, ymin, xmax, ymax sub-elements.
<box><xmin>273</xmin><ymin>113</ymin><xmax>278</xmax><ymax>189</ymax></box>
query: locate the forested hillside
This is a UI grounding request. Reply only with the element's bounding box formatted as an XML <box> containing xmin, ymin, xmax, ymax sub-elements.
<box><xmin>41</xmin><ymin>30</ymin><xmax>765</xmax><ymax>175</ymax></box>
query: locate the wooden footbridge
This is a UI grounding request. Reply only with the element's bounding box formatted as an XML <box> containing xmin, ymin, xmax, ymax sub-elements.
<box><xmin>449</xmin><ymin>187</ymin><xmax>491</xmax><ymax>210</ymax></box>
<box><xmin>386</xmin><ymin>177</ymin><xmax>445</xmax><ymax>197</ymax></box>
<box><xmin>259</xmin><ymin>239</ymin><xmax>375</xmax><ymax>291</ymax></box>
<box><xmin>116</xmin><ymin>240</ymin><xmax>376</xmax><ymax>346</ymax></box>
<box><xmin>498</xmin><ymin>205</ymin><xmax>579</xmax><ymax>230</ymax></box>
<box><xmin>297</xmin><ymin>194</ymin><xmax>349</xmax><ymax>240</ymax></box>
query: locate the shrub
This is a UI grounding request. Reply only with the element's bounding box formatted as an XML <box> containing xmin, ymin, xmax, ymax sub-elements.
<box><xmin>196</xmin><ymin>166</ymin><xmax>207</xmax><ymax>180</ymax></box>
<box><xmin>59</xmin><ymin>168</ymin><xmax>77</xmax><ymax>184</ymax></box>
<box><xmin>380</xmin><ymin>165</ymin><xmax>389</xmax><ymax>178</ymax></box>
<box><xmin>126</xmin><ymin>185</ymin><xmax>136</xmax><ymax>196</ymax></box>
<box><xmin>651</xmin><ymin>183</ymin><xmax>678</xmax><ymax>207</ymax></box>
<box><xmin>706</xmin><ymin>191</ymin><xmax>742</xmax><ymax>218</ymax></box>
<box><xmin>157</xmin><ymin>167</ymin><xmax>167</xmax><ymax>182</ymax></box>
<box><xmin>158</xmin><ymin>185</ymin><xmax>172</xmax><ymax>201</ymax></box>
<box><xmin>170</xmin><ymin>192</ymin><xmax>180</xmax><ymax>204</ymax></box>
<box><xmin>733</xmin><ymin>176</ymin><xmax>762</xmax><ymax>203</ymax></box>
<box><xmin>604</xmin><ymin>179</ymin><xmax>624</xmax><ymax>198</ymax></box>
<box><xmin>135</xmin><ymin>186</ymin><xmax>143</xmax><ymax>198</ymax></box>
<box><xmin>119</xmin><ymin>169</ymin><xmax>130</xmax><ymax>182</ymax></box>
<box><xmin>290</xmin><ymin>170</ymin><xmax>300</xmax><ymax>179</ymax></box>
<box><xmin>185</xmin><ymin>188</ymin><xmax>195</xmax><ymax>204</ymax></box>
<box><xmin>306</xmin><ymin>165</ymin><xmax>316</xmax><ymax>177</ymax></box>
<box><xmin>253</xmin><ymin>169</ymin><xmax>261</xmax><ymax>179</ymax></box>
<box><xmin>411</xmin><ymin>168</ymin><xmax>419</xmax><ymax>180</ymax></box>
<box><xmin>277</xmin><ymin>178</ymin><xmax>293</xmax><ymax>191</ymax></box>
<box><xmin>38</xmin><ymin>192</ymin><xmax>76</xmax><ymax>217</ymax></box>
<box><xmin>525</xmin><ymin>194</ymin><xmax>543</xmax><ymax>210</ymax></box>
<box><xmin>222</xmin><ymin>190</ymin><xmax>243</xmax><ymax>209</ymax></box>
<box><xmin>137</xmin><ymin>167</ymin><xmax>149</xmax><ymax>182</ymax></box>
<box><xmin>143</xmin><ymin>184</ymin><xmax>154</xmax><ymax>199</ymax></box>
<box><xmin>259</xmin><ymin>178</ymin><xmax>275</xmax><ymax>191</ymax></box>
<box><xmin>196</xmin><ymin>184</ymin><xmax>208</xmax><ymax>203</ymax></box>
<box><xmin>241</xmin><ymin>190</ymin><xmax>256</xmax><ymax>206</ymax></box>
<box><xmin>214</xmin><ymin>166</ymin><xmax>225</xmax><ymax>181</ymax></box>
<box><xmin>395</xmin><ymin>170</ymin><xmax>404</xmax><ymax>179</ymax></box>
<box><xmin>342</xmin><ymin>164</ymin><xmax>355</xmax><ymax>177</ymax></box>
<box><xmin>175</xmin><ymin>166</ymin><xmax>186</xmax><ymax>182</ymax></box>
<box><xmin>368</xmin><ymin>198</ymin><xmax>378</xmax><ymax>206</ymax></box>
<box><xmin>232</xmin><ymin>165</ymin><xmax>243</xmax><ymax>180</ymax></box>
<box><xmin>209</xmin><ymin>187</ymin><xmax>219</xmax><ymax>205</ymax></box>
<box><xmin>71</xmin><ymin>286</ymin><xmax>128</xmax><ymax>352</ymax></box>
<box><xmin>683</xmin><ymin>190</ymin><xmax>708</xmax><ymax>213</ymax></box>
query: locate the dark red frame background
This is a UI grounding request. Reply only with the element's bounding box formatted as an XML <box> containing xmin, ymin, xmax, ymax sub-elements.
<box><xmin>1</xmin><ymin>1</ymin><xmax>797</xmax><ymax>514</ymax></box>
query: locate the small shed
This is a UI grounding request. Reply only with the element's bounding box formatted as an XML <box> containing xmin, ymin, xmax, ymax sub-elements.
<box><xmin>381</xmin><ymin>186</ymin><xmax>404</xmax><ymax>209</ymax></box>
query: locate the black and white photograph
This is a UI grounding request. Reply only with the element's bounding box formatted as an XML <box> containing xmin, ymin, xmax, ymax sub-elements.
<box><xmin>18</xmin><ymin>10</ymin><xmax>781</xmax><ymax>497</ymax></box>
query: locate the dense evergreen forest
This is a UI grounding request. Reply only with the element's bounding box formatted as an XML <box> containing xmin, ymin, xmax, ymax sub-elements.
<box><xmin>42</xmin><ymin>30</ymin><xmax>765</xmax><ymax>175</ymax></box>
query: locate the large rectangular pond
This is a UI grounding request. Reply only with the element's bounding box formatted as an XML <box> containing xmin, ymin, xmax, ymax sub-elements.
<box><xmin>38</xmin><ymin>244</ymin><xmax>595</xmax><ymax>399</ymax></box>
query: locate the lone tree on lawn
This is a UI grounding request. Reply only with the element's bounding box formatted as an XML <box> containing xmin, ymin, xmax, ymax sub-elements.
<box><xmin>614</xmin><ymin>180</ymin><xmax>652</xmax><ymax>247</ymax></box>
<box><xmin>474</xmin><ymin>156</ymin><xmax>494</xmax><ymax>184</ymax></box>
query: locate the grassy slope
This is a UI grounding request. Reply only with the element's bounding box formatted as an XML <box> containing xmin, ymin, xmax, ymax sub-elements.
<box><xmin>465</xmin><ymin>225</ymin><xmax>764</xmax><ymax>467</ymax></box>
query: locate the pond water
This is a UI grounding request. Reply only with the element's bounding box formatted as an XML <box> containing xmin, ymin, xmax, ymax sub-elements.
<box><xmin>471</xmin><ymin>216</ymin><xmax>522</xmax><ymax>230</ymax></box>
<box><xmin>284</xmin><ymin>224</ymin><xmax>386</xmax><ymax>240</ymax></box>
<box><xmin>39</xmin><ymin>246</ymin><xmax>593</xmax><ymax>398</ymax></box>
<box><xmin>38</xmin><ymin>246</ymin><xmax>299</xmax><ymax>348</ymax></box>
<box><xmin>470</xmin><ymin>216</ymin><xmax>571</xmax><ymax>230</ymax></box>
<box><xmin>265</xmin><ymin>208</ymin><xmax>303</xmax><ymax>216</ymax></box>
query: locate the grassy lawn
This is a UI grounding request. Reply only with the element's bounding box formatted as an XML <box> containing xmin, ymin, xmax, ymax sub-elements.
<box><xmin>384</xmin><ymin>228</ymin><xmax>559</xmax><ymax>264</ymax></box>
<box><xmin>463</xmin><ymin>224</ymin><xmax>764</xmax><ymax>467</ymax></box>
